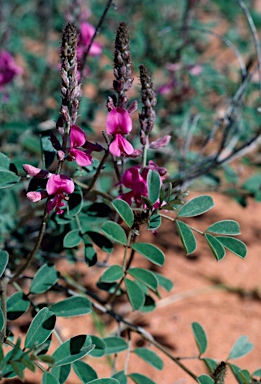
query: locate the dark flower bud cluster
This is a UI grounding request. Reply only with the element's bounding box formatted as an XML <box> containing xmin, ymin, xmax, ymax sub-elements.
<box><xmin>139</xmin><ymin>64</ymin><xmax>157</xmax><ymax>138</ymax></box>
<box><xmin>60</xmin><ymin>23</ymin><xmax>81</xmax><ymax>127</ymax></box>
<box><xmin>113</xmin><ymin>22</ymin><xmax>134</xmax><ymax>107</ymax></box>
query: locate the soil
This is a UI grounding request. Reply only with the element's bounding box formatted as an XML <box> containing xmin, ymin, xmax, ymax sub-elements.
<box><xmin>3</xmin><ymin>192</ymin><xmax>261</xmax><ymax>384</ymax></box>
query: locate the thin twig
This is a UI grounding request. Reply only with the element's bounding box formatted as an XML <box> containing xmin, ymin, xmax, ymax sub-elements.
<box><xmin>237</xmin><ymin>0</ymin><xmax>261</xmax><ymax>98</ymax></box>
<box><xmin>79</xmin><ymin>0</ymin><xmax>114</xmax><ymax>79</ymax></box>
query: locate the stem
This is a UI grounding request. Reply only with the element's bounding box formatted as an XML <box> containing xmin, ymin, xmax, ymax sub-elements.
<box><xmin>79</xmin><ymin>0</ymin><xmax>114</xmax><ymax>79</ymax></box>
<box><xmin>106</xmin><ymin>232</ymin><xmax>136</xmax><ymax>306</ymax></box>
<box><xmin>10</xmin><ymin>210</ymin><xmax>49</xmax><ymax>283</ymax></box>
<box><xmin>141</xmin><ymin>135</ymin><xmax>149</xmax><ymax>170</ymax></box>
<box><xmin>0</xmin><ymin>278</ymin><xmax>8</xmax><ymax>344</ymax></box>
<box><xmin>85</xmin><ymin>148</ymin><xmax>110</xmax><ymax>193</ymax></box>
<box><xmin>124</xmin><ymin>330</ymin><xmax>131</xmax><ymax>374</ymax></box>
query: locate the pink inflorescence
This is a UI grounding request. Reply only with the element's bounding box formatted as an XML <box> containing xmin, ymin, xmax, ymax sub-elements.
<box><xmin>23</xmin><ymin>165</ymin><xmax>74</xmax><ymax>215</ymax></box>
<box><xmin>106</xmin><ymin>107</ymin><xmax>134</xmax><ymax>157</ymax></box>
<box><xmin>119</xmin><ymin>161</ymin><xmax>167</xmax><ymax>207</ymax></box>
<box><xmin>0</xmin><ymin>50</ymin><xmax>23</xmax><ymax>88</ymax></box>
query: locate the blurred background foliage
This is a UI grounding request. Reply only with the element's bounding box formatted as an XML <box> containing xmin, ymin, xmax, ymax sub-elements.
<box><xmin>1</xmin><ymin>0</ymin><xmax>261</xmax><ymax>204</ymax></box>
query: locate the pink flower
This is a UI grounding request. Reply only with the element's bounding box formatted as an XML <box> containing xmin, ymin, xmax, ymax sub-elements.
<box><xmin>119</xmin><ymin>161</ymin><xmax>167</xmax><ymax>207</ymax></box>
<box><xmin>106</xmin><ymin>107</ymin><xmax>134</xmax><ymax>157</ymax></box>
<box><xmin>23</xmin><ymin>165</ymin><xmax>75</xmax><ymax>215</ymax></box>
<box><xmin>46</xmin><ymin>174</ymin><xmax>75</xmax><ymax>214</ymax></box>
<box><xmin>68</xmin><ymin>125</ymin><xmax>92</xmax><ymax>166</ymax></box>
<box><xmin>0</xmin><ymin>51</ymin><xmax>23</xmax><ymax>88</ymax></box>
<box><xmin>77</xmin><ymin>22</ymin><xmax>102</xmax><ymax>62</ymax></box>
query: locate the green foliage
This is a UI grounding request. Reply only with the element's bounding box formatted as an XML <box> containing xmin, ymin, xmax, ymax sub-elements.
<box><xmin>133</xmin><ymin>348</ymin><xmax>163</xmax><ymax>370</ymax></box>
<box><xmin>228</xmin><ymin>336</ymin><xmax>254</xmax><ymax>360</ymax></box>
<box><xmin>131</xmin><ymin>243</ymin><xmax>165</xmax><ymax>266</ymax></box>
<box><xmin>49</xmin><ymin>296</ymin><xmax>92</xmax><ymax>317</ymax></box>
<box><xmin>147</xmin><ymin>170</ymin><xmax>161</xmax><ymax>205</ymax></box>
<box><xmin>30</xmin><ymin>263</ymin><xmax>60</xmax><ymax>294</ymax></box>
<box><xmin>176</xmin><ymin>220</ymin><xmax>197</xmax><ymax>255</ymax></box>
<box><xmin>191</xmin><ymin>322</ymin><xmax>208</xmax><ymax>355</ymax></box>
<box><xmin>25</xmin><ymin>308</ymin><xmax>56</xmax><ymax>348</ymax></box>
<box><xmin>111</xmin><ymin>199</ymin><xmax>134</xmax><ymax>228</ymax></box>
<box><xmin>52</xmin><ymin>335</ymin><xmax>95</xmax><ymax>366</ymax></box>
<box><xmin>101</xmin><ymin>221</ymin><xmax>127</xmax><ymax>245</ymax></box>
<box><xmin>0</xmin><ymin>250</ymin><xmax>9</xmax><ymax>277</ymax></box>
<box><xmin>177</xmin><ymin>196</ymin><xmax>214</xmax><ymax>218</ymax></box>
<box><xmin>73</xmin><ymin>360</ymin><xmax>98</xmax><ymax>382</ymax></box>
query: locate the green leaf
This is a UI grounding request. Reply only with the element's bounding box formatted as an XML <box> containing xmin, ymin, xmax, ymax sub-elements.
<box><xmin>202</xmin><ymin>358</ymin><xmax>217</xmax><ymax>374</ymax></box>
<box><xmin>129</xmin><ymin>373</ymin><xmax>156</xmax><ymax>384</ymax></box>
<box><xmin>63</xmin><ymin>229</ymin><xmax>82</xmax><ymax>248</ymax></box>
<box><xmin>49</xmin><ymin>296</ymin><xmax>92</xmax><ymax>317</ymax></box>
<box><xmin>147</xmin><ymin>170</ymin><xmax>161</xmax><ymax>205</ymax></box>
<box><xmin>112</xmin><ymin>370</ymin><xmax>127</xmax><ymax>384</ymax></box>
<box><xmin>6</xmin><ymin>292</ymin><xmax>30</xmax><ymax>320</ymax></box>
<box><xmin>125</xmin><ymin>278</ymin><xmax>145</xmax><ymax>310</ymax></box>
<box><xmin>228</xmin><ymin>336</ymin><xmax>254</xmax><ymax>360</ymax></box>
<box><xmin>101</xmin><ymin>221</ymin><xmax>127</xmax><ymax>245</ymax></box>
<box><xmin>10</xmin><ymin>361</ymin><xmax>24</xmax><ymax>380</ymax></box>
<box><xmin>239</xmin><ymin>369</ymin><xmax>251</xmax><ymax>384</ymax></box>
<box><xmin>128</xmin><ymin>268</ymin><xmax>158</xmax><ymax>291</ymax></box>
<box><xmin>83</xmin><ymin>238</ymin><xmax>97</xmax><ymax>266</ymax></box>
<box><xmin>131</xmin><ymin>243</ymin><xmax>165</xmax><ymax>266</ymax></box>
<box><xmin>133</xmin><ymin>348</ymin><xmax>163</xmax><ymax>370</ymax></box>
<box><xmin>103</xmin><ymin>336</ymin><xmax>128</xmax><ymax>355</ymax></box>
<box><xmin>88</xmin><ymin>335</ymin><xmax>106</xmax><ymax>357</ymax></box>
<box><xmin>148</xmin><ymin>213</ymin><xmax>161</xmax><ymax>231</ymax></box>
<box><xmin>206</xmin><ymin>220</ymin><xmax>240</xmax><ymax>235</ymax></box>
<box><xmin>192</xmin><ymin>322</ymin><xmax>208</xmax><ymax>355</ymax></box>
<box><xmin>0</xmin><ymin>250</ymin><xmax>9</xmax><ymax>278</ymax></box>
<box><xmin>85</xmin><ymin>231</ymin><xmax>113</xmax><ymax>254</ymax></box>
<box><xmin>30</xmin><ymin>263</ymin><xmax>60</xmax><ymax>294</ymax></box>
<box><xmin>100</xmin><ymin>265</ymin><xmax>124</xmax><ymax>283</ymax></box>
<box><xmin>0</xmin><ymin>168</ymin><xmax>20</xmax><ymax>189</ymax></box>
<box><xmin>229</xmin><ymin>363</ymin><xmax>245</xmax><ymax>384</ymax></box>
<box><xmin>197</xmin><ymin>375</ymin><xmax>214</xmax><ymax>384</ymax></box>
<box><xmin>42</xmin><ymin>372</ymin><xmax>59</xmax><ymax>384</ymax></box>
<box><xmin>216</xmin><ymin>236</ymin><xmax>247</xmax><ymax>259</ymax></box>
<box><xmin>0</xmin><ymin>307</ymin><xmax>4</xmax><ymax>331</ymax></box>
<box><xmin>0</xmin><ymin>152</ymin><xmax>11</xmax><ymax>169</ymax></box>
<box><xmin>253</xmin><ymin>368</ymin><xmax>261</xmax><ymax>377</ymax></box>
<box><xmin>87</xmin><ymin>379</ymin><xmax>120</xmax><ymax>384</ymax></box>
<box><xmin>176</xmin><ymin>220</ymin><xmax>197</xmax><ymax>254</ymax></box>
<box><xmin>204</xmin><ymin>234</ymin><xmax>226</xmax><ymax>261</ymax></box>
<box><xmin>153</xmin><ymin>272</ymin><xmax>173</xmax><ymax>292</ymax></box>
<box><xmin>25</xmin><ymin>308</ymin><xmax>56</xmax><ymax>348</ymax></box>
<box><xmin>73</xmin><ymin>360</ymin><xmax>98</xmax><ymax>382</ymax></box>
<box><xmin>112</xmin><ymin>199</ymin><xmax>134</xmax><ymax>228</ymax></box>
<box><xmin>52</xmin><ymin>335</ymin><xmax>94</xmax><ymax>366</ymax></box>
<box><xmin>177</xmin><ymin>195</ymin><xmax>214</xmax><ymax>217</ymax></box>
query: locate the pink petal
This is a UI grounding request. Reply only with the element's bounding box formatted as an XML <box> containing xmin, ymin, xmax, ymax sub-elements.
<box><xmin>27</xmin><ymin>191</ymin><xmax>48</xmax><ymax>202</ymax></box>
<box><xmin>109</xmin><ymin>135</ymin><xmax>121</xmax><ymax>157</ymax></box>
<box><xmin>23</xmin><ymin>164</ymin><xmax>49</xmax><ymax>178</ymax></box>
<box><xmin>149</xmin><ymin>135</ymin><xmax>171</xmax><ymax>149</ymax></box>
<box><xmin>69</xmin><ymin>148</ymin><xmax>92</xmax><ymax>166</ymax></box>
<box><xmin>106</xmin><ymin>108</ymin><xmax>132</xmax><ymax>135</ymax></box>
<box><xmin>46</xmin><ymin>174</ymin><xmax>74</xmax><ymax>195</ymax></box>
<box><xmin>117</xmin><ymin>134</ymin><xmax>134</xmax><ymax>155</ymax></box>
<box><xmin>70</xmin><ymin>125</ymin><xmax>86</xmax><ymax>148</ymax></box>
<box><xmin>90</xmin><ymin>42</ymin><xmax>102</xmax><ymax>56</ymax></box>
